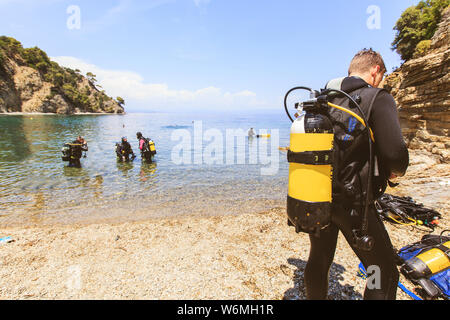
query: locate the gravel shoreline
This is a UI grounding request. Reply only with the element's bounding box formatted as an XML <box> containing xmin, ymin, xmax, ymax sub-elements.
<box><xmin>0</xmin><ymin>152</ymin><xmax>448</xmax><ymax>300</ymax></box>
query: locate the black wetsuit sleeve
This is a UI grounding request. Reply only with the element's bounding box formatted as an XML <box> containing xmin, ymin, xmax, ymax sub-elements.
<box><xmin>369</xmin><ymin>91</ymin><xmax>409</xmax><ymax>177</ymax></box>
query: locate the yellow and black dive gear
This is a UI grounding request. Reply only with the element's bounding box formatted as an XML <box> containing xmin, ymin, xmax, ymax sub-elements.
<box><xmin>376</xmin><ymin>194</ymin><xmax>442</xmax><ymax>230</ymax></box>
<box><xmin>286</xmin><ymin>92</ymin><xmax>334</xmax><ymax>237</ymax></box>
<box><xmin>399</xmin><ymin>232</ymin><xmax>450</xmax><ymax>299</ymax></box>
<box><xmin>61</xmin><ymin>143</ymin><xmax>86</xmax><ymax>162</ymax></box>
<box><xmin>284</xmin><ymin>87</ymin><xmax>376</xmax><ymax>251</ymax></box>
<box><xmin>149</xmin><ymin>140</ymin><xmax>156</xmax><ymax>153</ymax></box>
<box><xmin>141</xmin><ymin>138</ymin><xmax>157</xmax><ymax>163</ymax></box>
<box><xmin>404</xmin><ymin>242</ymin><xmax>450</xmax><ymax>278</ymax></box>
<box><xmin>61</xmin><ymin>144</ymin><xmax>71</xmax><ymax>162</ymax></box>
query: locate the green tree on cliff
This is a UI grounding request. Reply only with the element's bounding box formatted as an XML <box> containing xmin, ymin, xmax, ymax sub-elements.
<box><xmin>86</xmin><ymin>72</ymin><xmax>97</xmax><ymax>84</ymax></box>
<box><xmin>116</xmin><ymin>97</ymin><xmax>125</xmax><ymax>106</ymax></box>
<box><xmin>392</xmin><ymin>0</ymin><xmax>450</xmax><ymax>61</ymax></box>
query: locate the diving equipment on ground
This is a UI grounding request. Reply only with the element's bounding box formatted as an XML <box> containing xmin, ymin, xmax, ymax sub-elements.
<box><xmin>376</xmin><ymin>194</ymin><xmax>442</xmax><ymax>230</ymax></box>
<box><xmin>398</xmin><ymin>231</ymin><xmax>450</xmax><ymax>300</ymax></box>
<box><xmin>357</xmin><ymin>262</ymin><xmax>423</xmax><ymax>300</ymax></box>
<box><xmin>284</xmin><ymin>86</ymin><xmax>376</xmax><ymax>251</ymax></box>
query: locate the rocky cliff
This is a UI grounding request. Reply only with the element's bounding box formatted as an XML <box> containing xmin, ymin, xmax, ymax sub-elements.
<box><xmin>385</xmin><ymin>7</ymin><xmax>449</xmax><ymax>163</ymax></box>
<box><xmin>0</xmin><ymin>37</ymin><xmax>124</xmax><ymax>114</ymax></box>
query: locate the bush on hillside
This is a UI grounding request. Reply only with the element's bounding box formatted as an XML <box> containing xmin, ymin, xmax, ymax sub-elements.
<box><xmin>392</xmin><ymin>0</ymin><xmax>449</xmax><ymax>61</ymax></box>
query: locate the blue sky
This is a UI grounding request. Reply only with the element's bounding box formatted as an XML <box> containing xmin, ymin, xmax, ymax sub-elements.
<box><xmin>0</xmin><ymin>0</ymin><xmax>420</xmax><ymax>112</ymax></box>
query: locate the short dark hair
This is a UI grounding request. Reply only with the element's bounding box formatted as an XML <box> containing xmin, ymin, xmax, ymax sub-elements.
<box><xmin>348</xmin><ymin>48</ymin><xmax>386</xmax><ymax>76</ymax></box>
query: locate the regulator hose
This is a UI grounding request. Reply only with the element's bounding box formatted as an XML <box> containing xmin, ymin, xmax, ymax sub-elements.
<box><xmin>327</xmin><ymin>102</ymin><xmax>375</xmax><ymax>142</ymax></box>
<box><xmin>284</xmin><ymin>86</ymin><xmax>314</xmax><ymax>123</ymax></box>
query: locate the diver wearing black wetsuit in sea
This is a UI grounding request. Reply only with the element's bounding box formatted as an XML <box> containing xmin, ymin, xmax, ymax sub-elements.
<box><xmin>116</xmin><ymin>137</ymin><xmax>135</xmax><ymax>162</ymax></box>
<box><xmin>68</xmin><ymin>136</ymin><xmax>88</xmax><ymax>168</ymax></box>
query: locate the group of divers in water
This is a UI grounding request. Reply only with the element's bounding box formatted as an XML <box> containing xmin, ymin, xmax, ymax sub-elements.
<box><xmin>61</xmin><ymin>132</ymin><xmax>157</xmax><ymax>168</ymax></box>
<box><xmin>62</xmin><ymin>128</ymin><xmax>267</xmax><ymax>169</ymax></box>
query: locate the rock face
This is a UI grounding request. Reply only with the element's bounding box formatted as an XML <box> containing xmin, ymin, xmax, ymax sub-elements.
<box><xmin>385</xmin><ymin>7</ymin><xmax>449</xmax><ymax>163</ymax></box>
<box><xmin>0</xmin><ymin>38</ymin><xmax>124</xmax><ymax>114</ymax></box>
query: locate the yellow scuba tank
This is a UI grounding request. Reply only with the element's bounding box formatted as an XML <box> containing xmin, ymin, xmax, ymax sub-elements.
<box><xmin>285</xmin><ymin>86</ymin><xmax>377</xmax><ymax>250</ymax></box>
<box><xmin>149</xmin><ymin>141</ymin><xmax>156</xmax><ymax>153</ymax></box>
<box><xmin>400</xmin><ymin>235</ymin><xmax>450</xmax><ymax>299</ymax></box>
<box><xmin>403</xmin><ymin>241</ymin><xmax>450</xmax><ymax>278</ymax></box>
<box><xmin>287</xmin><ymin>96</ymin><xmax>334</xmax><ymax>236</ymax></box>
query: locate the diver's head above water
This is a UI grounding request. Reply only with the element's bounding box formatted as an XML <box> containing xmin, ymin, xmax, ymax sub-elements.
<box><xmin>75</xmin><ymin>136</ymin><xmax>87</xmax><ymax>145</ymax></box>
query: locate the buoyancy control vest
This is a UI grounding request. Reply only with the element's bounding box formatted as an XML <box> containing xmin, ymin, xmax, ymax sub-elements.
<box><xmin>326</xmin><ymin>83</ymin><xmax>389</xmax><ymax>210</ymax></box>
<box><xmin>141</xmin><ymin>138</ymin><xmax>156</xmax><ymax>154</ymax></box>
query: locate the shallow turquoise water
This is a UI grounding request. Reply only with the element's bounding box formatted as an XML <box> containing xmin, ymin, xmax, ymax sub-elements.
<box><xmin>0</xmin><ymin>111</ymin><xmax>291</xmax><ymax>226</ymax></box>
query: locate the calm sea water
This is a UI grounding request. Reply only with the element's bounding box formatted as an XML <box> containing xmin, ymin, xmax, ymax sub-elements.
<box><xmin>0</xmin><ymin>111</ymin><xmax>291</xmax><ymax>226</ymax></box>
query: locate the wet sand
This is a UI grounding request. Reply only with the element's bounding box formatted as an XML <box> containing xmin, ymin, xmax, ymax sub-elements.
<box><xmin>0</xmin><ymin>151</ymin><xmax>448</xmax><ymax>300</ymax></box>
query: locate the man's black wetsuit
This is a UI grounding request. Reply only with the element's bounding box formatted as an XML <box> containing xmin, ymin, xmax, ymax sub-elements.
<box><xmin>116</xmin><ymin>140</ymin><xmax>135</xmax><ymax>162</ymax></box>
<box><xmin>304</xmin><ymin>77</ymin><xmax>409</xmax><ymax>300</ymax></box>
<box><xmin>68</xmin><ymin>140</ymin><xmax>88</xmax><ymax>168</ymax></box>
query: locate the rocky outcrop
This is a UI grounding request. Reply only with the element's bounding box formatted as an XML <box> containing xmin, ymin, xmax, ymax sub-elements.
<box><xmin>0</xmin><ymin>38</ymin><xmax>124</xmax><ymax>114</ymax></box>
<box><xmin>385</xmin><ymin>7</ymin><xmax>449</xmax><ymax>163</ymax></box>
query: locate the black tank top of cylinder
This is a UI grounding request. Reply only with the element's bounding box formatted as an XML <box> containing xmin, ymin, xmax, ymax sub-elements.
<box><xmin>303</xmin><ymin>112</ymin><xmax>334</xmax><ymax>134</ymax></box>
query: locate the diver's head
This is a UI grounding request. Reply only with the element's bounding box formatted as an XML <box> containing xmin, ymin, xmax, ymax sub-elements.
<box><xmin>348</xmin><ymin>48</ymin><xmax>386</xmax><ymax>88</ymax></box>
<box><xmin>77</xmin><ymin>136</ymin><xmax>84</xmax><ymax>143</ymax></box>
<box><xmin>122</xmin><ymin>137</ymin><xmax>127</xmax><ymax>143</ymax></box>
<box><xmin>136</xmin><ymin>132</ymin><xmax>143</xmax><ymax>139</ymax></box>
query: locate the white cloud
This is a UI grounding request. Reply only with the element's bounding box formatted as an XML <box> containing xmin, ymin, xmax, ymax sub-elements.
<box><xmin>51</xmin><ymin>56</ymin><xmax>267</xmax><ymax>111</ymax></box>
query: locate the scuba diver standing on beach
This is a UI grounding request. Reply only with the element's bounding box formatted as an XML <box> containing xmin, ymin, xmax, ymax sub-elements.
<box><xmin>66</xmin><ymin>136</ymin><xmax>88</xmax><ymax>168</ymax></box>
<box><xmin>116</xmin><ymin>137</ymin><xmax>136</xmax><ymax>162</ymax></box>
<box><xmin>137</xmin><ymin>132</ymin><xmax>157</xmax><ymax>163</ymax></box>
<box><xmin>285</xmin><ymin>49</ymin><xmax>409</xmax><ymax>300</ymax></box>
